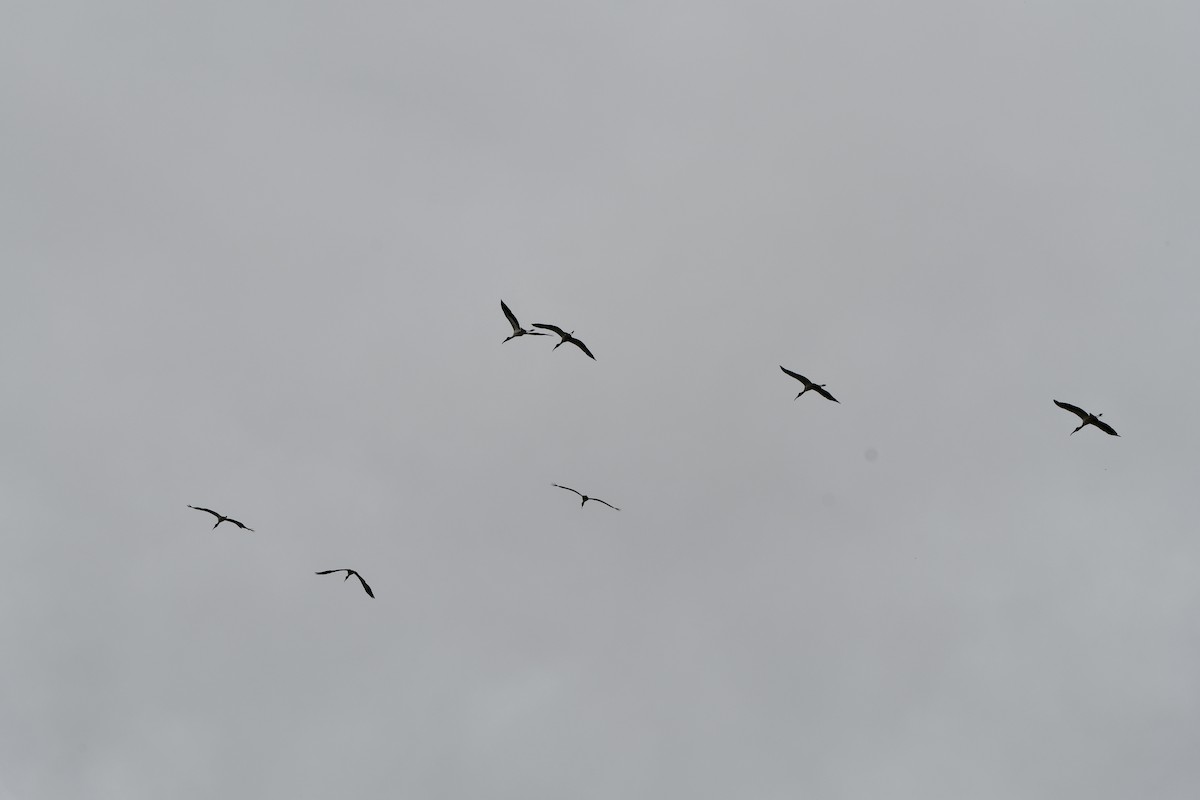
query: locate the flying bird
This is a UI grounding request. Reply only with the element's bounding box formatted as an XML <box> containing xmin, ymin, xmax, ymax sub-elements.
<box><xmin>501</xmin><ymin>300</ymin><xmax>549</xmax><ymax>342</ymax></box>
<box><xmin>532</xmin><ymin>324</ymin><xmax>595</xmax><ymax>360</ymax></box>
<box><xmin>315</xmin><ymin>569</ymin><xmax>375</xmax><ymax>598</ymax></box>
<box><xmin>553</xmin><ymin>484</ymin><xmax>619</xmax><ymax>510</ymax></box>
<box><xmin>1054</xmin><ymin>400</ymin><xmax>1119</xmax><ymax>436</ymax></box>
<box><xmin>187</xmin><ymin>505</ymin><xmax>254</xmax><ymax>531</ymax></box>
<box><xmin>780</xmin><ymin>366</ymin><xmax>839</xmax><ymax>403</ymax></box>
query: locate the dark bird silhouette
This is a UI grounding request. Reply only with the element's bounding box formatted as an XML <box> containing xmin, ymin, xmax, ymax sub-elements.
<box><xmin>532</xmin><ymin>323</ymin><xmax>595</xmax><ymax>360</ymax></box>
<box><xmin>553</xmin><ymin>484</ymin><xmax>619</xmax><ymax>510</ymax></box>
<box><xmin>1054</xmin><ymin>400</ymin><xmax>1119</xmax><ymax>436</ymax></box>
<box><xmin>501</xmin><ymin>300</ymin><xmax>549</xmax><ymax>342</ymax></box>
<box><xmin>187</xmin><ymin>505</ymin><xmax>254</xmax><ymax>531</ymax></box>
<box><xmin>315</xmin><ymin>569</ymin><xmax>375</xmax><ymax>598</ymax></box>
<box><xmin>780</xmin><ymin>366</ymin><xmax>839</xmax><ymax>403</ymax></box>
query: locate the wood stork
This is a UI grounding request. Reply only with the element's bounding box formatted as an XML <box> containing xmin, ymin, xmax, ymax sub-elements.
<box><xmin>532</xmin><ymin>324</ymin><xmax>596</xmax><ymax>360</ymax></box>
<box><xmin>553</xmin><ymin>484</ymin><xmax>620</xmax><ymax>510</ymax></box>
<box><xmin>779</xmin><ymin>366</ymin><xmax>839</xmax><ymax>403</ymax></box>
<box><xmin>501</xmin><ymin>300</ymin><xmax>549</xmax><ymax>342</ymax></box>
<box><xmin>187</xmin><ymin>505</ymin><xmax>254</xmax><ymax>531</ymax></box>
<box><xmin>1054</xmin><ymin>400</ymin><xmax>1119</xmax><ymax>436</ymax></box>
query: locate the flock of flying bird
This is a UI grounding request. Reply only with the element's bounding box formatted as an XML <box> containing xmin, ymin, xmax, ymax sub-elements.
<box><xmin>187</xmin><ymin>502</ymin><xmax>377</xmax><ymax>597</ymax></box>
<box><xmin>185</xmin><ymin>299</ymin><xmax>1120</xmax><ymax>599</ymax></box>
<box><xmin>501</xmin><ymin>299</ymin><xmax>596</xmax><ymax>359</ymax></box>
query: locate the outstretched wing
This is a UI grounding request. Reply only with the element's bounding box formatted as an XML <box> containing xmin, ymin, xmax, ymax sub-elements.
<box><xmin>779</xmin><ymin>366</ymin><xmax>812</xmax><ymax>386</ymax></box>
<box><xmin>813</xmin><ymin>386</ymin><xmax>840</xmax><ymax>403</ymax></box>
<box><xmin>227</xmin><ymin>518</ymin><xmax>254</xmax><ymax>531</ymax></box>
<box><xmin>315</xmin><ymin>569</ymin><xmax>348</xmax><ymax>576</ymax></box>
<box><xmin>553</xmin><ymin>484</ymin><xmax>584</xmax><ymax>498</ymax></box>
<box><xmin>1054</xmin><ymin>400</ymin><xmax>1090</xmax><ymax>421</ymax></box>
<box><xmin>352</xmin><ymin>572</ymin><xmax>375</xmax><ymax>598</ymax></box>
<box><xmin>533</xmin><ymin>323</ymin><xmax>567</xmax><ymax>337</ymax></box>
<box><xmin>594</xmin><ymin>498</ymin><xmax>621</xmax><ymax>511</ymax></box>
<box><xmin>501</xmin><ymin>300</ymin><xmax>521</xmax><ymax>332</ymax></box>
<box><xmin>568</xmin><ymin>338</ymin><xmax>596</xmax><ymax>360</ymax></box>
<box><xmin>188</xmin><ymin>505</ymin><xmax>221</xmax><ymax>519</ymax></box>
<box><xmin>1093</xmin><ymin>419</ymin><xmax>1120</xmax><ymax>437</ymax></box>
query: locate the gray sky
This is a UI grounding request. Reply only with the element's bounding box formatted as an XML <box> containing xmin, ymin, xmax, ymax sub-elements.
<box><xmin>4</xmin><ymin>2</ymin><xmax>1200</xmax><ymax>798</ymax></box>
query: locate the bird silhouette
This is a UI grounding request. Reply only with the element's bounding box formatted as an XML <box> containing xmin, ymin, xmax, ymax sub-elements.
<box><xmin>553</xmin><ymin>484</ymin><xmax>619</xmax><ymax>510</ymax></box>
<box><xmin>1054</xmin><ymin>400</ymin><xmax>1119</xmax><ymax>436</ymax></box>
<box><xmin>779</xmin><ymin>366</ymin><xmax>839</xmax><ymax>403</ymax></box>
<box><xmin>187</xmin><ymin>505</ymin><xmax>254</xmax><ymax>531</ymax></box>
<box><xmin>501</xmin><ymin>300</ymin><xmax>550</xmax><ymax>342</ymax></box>
<box><xmin>532</xmin><ymin>324</ymin><xmax>595</xmax><ymax>359</ymax></box>
<box><xmin>315</xmin><ymin>569</ymin><xmax>375</xmax><ymax>598</ymax></box>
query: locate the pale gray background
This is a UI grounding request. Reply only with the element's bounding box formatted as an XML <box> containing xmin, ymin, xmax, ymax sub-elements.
<box><xmin>3</xmin><ymin>2</ymin><xmax>1199</xmax><ymax>798</ymax></box>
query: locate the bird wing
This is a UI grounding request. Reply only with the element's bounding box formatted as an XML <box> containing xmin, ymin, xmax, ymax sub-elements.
<box><xmin>594</xmin><ymin>498</ymin><xmax>621</xmax><ymax>511</ymax></box>
<box><xmin>553</xmin><ymin>484</ymin><xmax>584</xmax><ymax>497</ymax></box>
<box><xmin>228</xmin><ymin>518</ymin><xmax>254</xmax><ymax>531</ymax></box>
<box><xmin>501</xmin><ymin>300</ymin><xmax>521</xmax><ymax>332</ymax></box>
<box><xmin>352</xmin><ymin>572</ymin><xmax>375</xmax><ymax>598</ymax></box>
<box><xmin>533</xmin><ymin>323</ymin><xmax>567</xmax><ymax>337</ymax></box>
<box><xmin>814</xmin><ymin>386</ymin><xmax>840</xmax><ymax>403</ymax></box>
<box><xmin>1054</xmin><ymin>400</ymin><xmax>1090</xmax><ymax>421</ymax></box>
<box><xmin>1093</xmin><ymin>419</ymin><xmax>1120</xmax><ymax>436</ymax></box>
<box><xmin>779</xmin><ymin>366</ymin><xmax>812</xmax><ymax>386</ymax></box>
<box><xmin>568</xmin><ymin>337</ymin><xmax>596</xmax><ymax>360</ymax></box>
<box><xmin>315</xmin><ymin>569</ymin><xmax>348</xmax><ymax>576</ymax></box>
<box><xmin>188</xmin><ymin>505</ymin><xmax>221</xmax><ymax>519</ymax></box>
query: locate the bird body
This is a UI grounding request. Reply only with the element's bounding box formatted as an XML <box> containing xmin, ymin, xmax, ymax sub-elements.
<box><xmin>188</xmin><ymin>505</ymin><xmax>254</xmax><ymax>531</ymax></box>
<box><xmin>553</xmin><ymin>484</ymin><xmax>619</xmax><ymax>510</ymax></box>
<box><xmin>1054</xmin><ymin>400</ymin><xmax>1119</xmax><ymax>436</ymax></box>
<box><xmin>779</xmin><ymin>366</ymin><xmax>839</xmax><ymax>403</ymax></box>
<box><xmin>532</xmin><ymin>323</ymin><xmax>595</xmax><ymax>359</ymax></box>
<box><xmin>501</xmin><ymin>300</ymin><xmax>549</xmax><ymax>342</ymax></box>
<box><xmin>315</xmin><ymin>569</ymin><xmax>375</xmax><ymax>598</ymax></box>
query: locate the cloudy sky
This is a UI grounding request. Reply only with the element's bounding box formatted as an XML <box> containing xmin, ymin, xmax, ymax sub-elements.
<box><xmin>4</xmin><ymin>2</ymin><xmax>1200</xmax><ymax>798</ymax></box>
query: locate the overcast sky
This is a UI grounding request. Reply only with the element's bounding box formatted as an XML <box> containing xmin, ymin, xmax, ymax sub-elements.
<box><xmin>4</xmin><ymin>2</ymin><xmax>1200</xmax><ymax>798</ymax></box>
